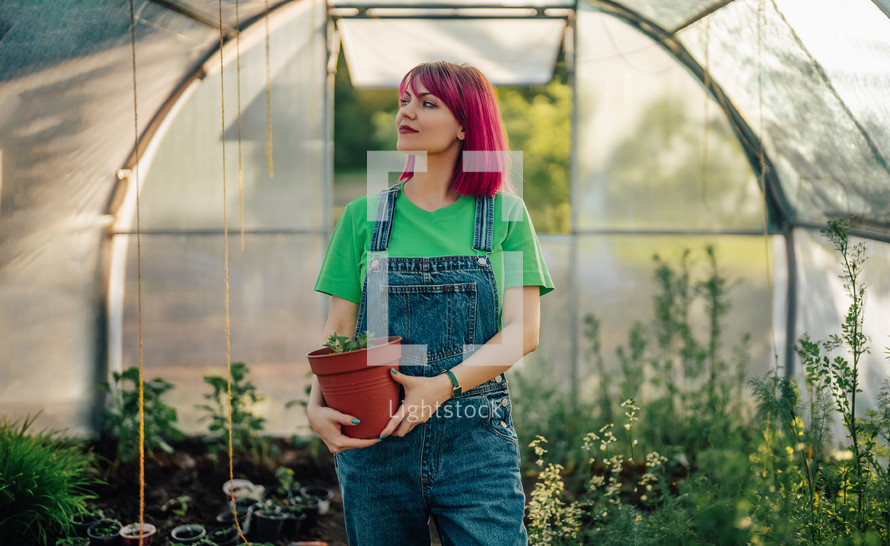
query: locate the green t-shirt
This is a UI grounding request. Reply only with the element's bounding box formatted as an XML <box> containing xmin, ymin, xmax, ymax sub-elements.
<box><xmin>314</xmin><ymin>184</ymin><xmax>554</xmax><ymax>311</ymax></box>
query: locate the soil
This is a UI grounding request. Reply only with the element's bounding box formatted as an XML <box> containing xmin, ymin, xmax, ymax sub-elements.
<box><xmin>87</xmin><ymin>436</ymin><xmax>348</xmax><ymax>546</ymax></box>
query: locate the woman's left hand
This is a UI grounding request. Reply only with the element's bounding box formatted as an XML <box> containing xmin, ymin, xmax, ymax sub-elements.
<box><xmin>379</xmin><ymin>370</ymin><xmax>453</xmax><ymax>438</ymax></box>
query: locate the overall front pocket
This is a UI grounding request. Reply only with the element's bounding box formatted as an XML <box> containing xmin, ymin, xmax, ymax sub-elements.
<box><xmin>382</xmin><ymin>282</ymin><xmax>477</xmax><ymax>365</ymax></box>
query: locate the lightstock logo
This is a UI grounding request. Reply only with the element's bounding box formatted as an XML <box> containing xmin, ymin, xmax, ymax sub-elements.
<box><xmin>364</xmin><ymin>150</ymin><xmax>527</xmax><ymax>370</ymax></box>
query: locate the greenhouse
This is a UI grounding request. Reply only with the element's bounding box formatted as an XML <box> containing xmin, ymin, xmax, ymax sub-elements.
<box><xmin>1</xmin><ymin>0</ymin><xmax>889</xmax><ymax>544</ymax></box>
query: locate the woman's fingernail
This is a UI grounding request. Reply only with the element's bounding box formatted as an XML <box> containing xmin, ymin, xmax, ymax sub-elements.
<box><xmin>379</xmin><ymin>433</ymin><xmax>387</xmax><ymax>440</ymax></box>
<box><xmin>391</xmin><ymin>368</ymin><xmax>397</xmax><ymax>374</ymax></box>
<box><xmin>351</xmin><ymin>418</ymin><xmax>361</xmax><ymax>425</ymax></box>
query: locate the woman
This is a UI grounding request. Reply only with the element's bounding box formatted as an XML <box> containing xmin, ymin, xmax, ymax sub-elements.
<box><xmin>309</xmin><ymin>61</ymin><xmax>554</xmax><ymax>544</ymax></box>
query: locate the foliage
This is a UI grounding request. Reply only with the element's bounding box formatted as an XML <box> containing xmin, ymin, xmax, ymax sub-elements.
<box><xmin>526</xmin><ymin>436</ymin><xmax>581</xmax><ymax>545</ymax></box>
<box><xmin>498</xmin><ymin>78</ymin><xmax>572</xmax><ymax>234</ymax></box>
<box><xmin>334</xmin><ymin>50</ymin><xmax>572</xmax><ymax>234</ymax></box>
<box><xmin>323</xmin><ymin>331</ymin><xmax>371</xmax><ymax>353</ymax></box>
<box><xmin>275</xmin><ymin>466</ymin><xmax>296</xmax><ymax>491</ymax></box>
<box><xmin>748</xmin><ymin>218</ymin><xmax>890</xmax><ymax>544</ymax></box>
<box><xmin>515</xmin><ymin>245</ymin><xmax>750</xmax><ymax>481</ymax></box>
<box><xmin>97</xmin><ymin>367</ymin><xmax>184</xmax><ymax>467</ymax></box>
<box><xmin>0</xmin><ymin>415</ymin><xmax>98</xmax><ymax>546</ymax></box>
<box><xmin>518</xmin><ymin>244</ymin><xmax>755</xmax><ymax>543</ymax></box>
<box><xmin>522</xmin><ymin>224</ymin><xmax>890</xmax><ymax>544</ymax></box>
<box><xmin>196</xmin><ymin>362</ymin><xmax>276</xmax><ymax>467</ymax></box>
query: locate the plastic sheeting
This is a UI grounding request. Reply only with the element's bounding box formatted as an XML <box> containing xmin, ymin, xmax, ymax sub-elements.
<box><xmin>1</xmin><ymin>0</ymin><xmax>889</xmax><ymax>435</ymax></box>
<box><xmin>338</xmin><ymin>17</ymin><xmax>566</xmax><ymax>87</ymax></box>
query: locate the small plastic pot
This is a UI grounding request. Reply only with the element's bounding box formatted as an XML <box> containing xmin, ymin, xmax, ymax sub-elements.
<box><xmin>118</xmin><ymin>523</ymin><xmax>156</xmax><ymax>546</ymax></box>
<box><xmin>221</xmin><ymin>478</ymin><xmax>261</xmax><ymax>500</ymax></box>
<box><xmin>205</xmin><ymin>526</ymin><xmax>240</xmax><ymax>546</ymax></box>
<box><xmin>300</xmin><ymin>485</ymin><xmax>334</xmax><ymax>515</ymax></box>
<box><xmin>280</xmin><ymin>507</ymin><xmax>307</xmax><ymax>540</ymax></box>
<box><xmin>214</xmin><ymin>508</ymin><xmax>251</xmax><ymax>537</ymax></box>
<box><xmin>86</xmin><ymin>519</ymin><xmax>122</xmax><ymax>546</ymax></box>
<box><xmin>226</xmin><ymin>496</ymin><xmax>259</xmax><ymax>516</ymax></box>
<box><xmin>250</xmin><ymin>508</ymin><xmax>287</xmax><ymax>543</ymax></box>
<box><xmin>299</xmin><ymin>496</ymin><xmax>321</xmax><ymax>533</ymax></box>
<box><xmin>261</xmin><ymin>485</ymin><xmax>292</xmax><ymax>505</ymax></box>
<box><xmin>73</xmin><ymin>511</ymin><xmax>105</xmax><ymax>537</ymax></box>
<box><xmin>169</xmin><ymin>523</ymin><xmax>207</xmax><ymax>544</ymax></box>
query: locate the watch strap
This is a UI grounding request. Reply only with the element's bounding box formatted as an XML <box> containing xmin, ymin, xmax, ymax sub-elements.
<box><xmin>440</xmin><ymin>369</ymin><xmax>462</xmax><ymax>399</ymax></box>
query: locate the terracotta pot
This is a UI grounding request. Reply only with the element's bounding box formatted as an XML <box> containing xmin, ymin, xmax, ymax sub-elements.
<box><xmin>307</xmin><ymin>336</ymin><xmax>402</xmax><ymax>439</ymax></box>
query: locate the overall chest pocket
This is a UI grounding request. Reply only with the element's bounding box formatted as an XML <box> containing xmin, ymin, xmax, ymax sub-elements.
<box><xmin>383</xmin><ymin>282</ymin><xmax>477</xmax><ymax>365</ymax></box>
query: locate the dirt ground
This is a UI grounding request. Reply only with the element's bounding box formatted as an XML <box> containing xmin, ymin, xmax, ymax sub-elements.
<box><xmin>88</xmin><ymin>436</ymin><xmax>348</xmax><ymax>545</ymax></box>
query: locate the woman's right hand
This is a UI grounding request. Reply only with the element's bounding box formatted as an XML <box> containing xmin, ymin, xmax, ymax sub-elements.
<box><xmin>307</xmin><ymin>396</ymin><xmax>379</xmax><ymax>454</ymax></box>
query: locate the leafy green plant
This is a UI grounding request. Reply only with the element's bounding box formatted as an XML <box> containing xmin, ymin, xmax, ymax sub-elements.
<box><xmin>797</xmin><ymin>219</ymin><xmax>871</xmax><ymax>524</ymax></box>
<box><xmin>160</xmin><ymin>494</ymin><xmax>191</xmax><ymax>518</ymax></box>
<box><xmin>323</xmin><ymin>331</ymin><xmax>371</xmax><ymax>353</ymax></box>
<box><xmin>0</xmin><ymin>415</ymin><xmax>99</xmax><ymax>546</ymax></box>
<box><xmin>97</xmin><ymin>367</ymin><xmax>184</xmax><ymax>468</ymax></box>
<box><xmin>522</xmin><ymin>234</ymin><xmax>890</xmax><ymax>543</ymax></box>
<box><xmin>196</xmin><ymin>362</ymin><xmax>274</xmax><ymax>467</ymax></box>
<box><xmin>275</xmin><ymin>466</ymin><xmax>297</xmax><ymax>491</ymax></box>
<box><xmin>748</xmin><ymin>218</ymin><xmax>890</xmax><ymax>544</ymax></box>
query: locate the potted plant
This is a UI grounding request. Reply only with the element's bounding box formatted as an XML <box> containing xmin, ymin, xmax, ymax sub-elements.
<box><xmin>300</xmin><ymin>485</ymin><xmax>334</xmax><ymax>515</ymax></box>
<box><xmin>118</xmin><ymin>522</ymin><xmax>156</xmax><ymax>546</ymax></box>
<box><xmin>169</xmin><ymin>523</ymin><xmax>207</xmax><ymax>544</ymax></box>
<box><xmin>73</xmin><ymin>508</ymin><xmax>106</xmax><ymax>537</ymax></box>
<box><xmin>226</xmin><ymin>495</ymin><xmax>259</xmax><ymax>516</ymax></box>
<box><xmin>86</xmin><ymin>518</ymin><xmax>121</xmax><ymax>545</ymax></box>
<box><xmin>307</xmin><ymin>332</ymin><xmax>402</xmax><ymax>438</ymax></box>
<box><xmin>261</xmin><ymin>483</ymin><xmax>291</xmax><ymax>505</ymax></box>
<box><xmin>205</xmin><ymin>525</ymin><xmax>240</xmax><ymax>546</ymax></box>
<box><xmin>213</xmin><ymin>507</ymin><xmax>251</xmax><ymax>538</ymax></box>
<box><xmin>280</xmin><ymin>503</ymin><xmax>308</xmax><ymax>540</ymax></box>
<box><xmin>294</xmin><ymin>493</ymin><xmax>321</xmax><ymax>535</ymax></box>
<box><xmin>250</xmin><ymin>500</ymin><xmax>288</xmax><ymax>542</ymax></box>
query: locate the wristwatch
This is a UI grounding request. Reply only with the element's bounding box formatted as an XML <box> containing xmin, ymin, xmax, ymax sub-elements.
<box><xmin>439</xmin><ymin>369</ymin><xmax>462</xmax><ymax>399</ymax></box>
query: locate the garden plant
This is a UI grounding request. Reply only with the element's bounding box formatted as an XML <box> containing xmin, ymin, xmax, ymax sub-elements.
<box><xmin>520</xmin><ymin>220</ymin><xmax>890</xmax><ymax>545</ymax></box>
<box><xmin>0</xmin><ymin>416</ymin><xmax>98</xmax><ymax>545</ymax></box>
<box><xmin>197</xmin><ymin>362</ymin><xmax>277</xmax><ymax>468</ymax></box>
<box><xmin>97</xmin><ymin>366</ymin><xmax>184</xmax><ymax>472</ymax></box>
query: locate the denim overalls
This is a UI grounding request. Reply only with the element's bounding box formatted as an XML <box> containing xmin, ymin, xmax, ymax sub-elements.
<box><xmin>333</xmin><ymin>183</ymin><xmax>528</xmax><ymax>545</ymax></box>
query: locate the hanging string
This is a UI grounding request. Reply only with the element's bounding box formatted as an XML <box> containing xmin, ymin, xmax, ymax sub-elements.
<box><xmin>127</xmin><ymin>0</ymin><xmax>146</xmax><ymax>541</ymax></box>
<box><xmin>217</xmin><ymin>1</ymin><xmax>249</xmax><ymax>543</ymax></box>
<box><xmin>265</xmin><ymin>0</ymin><xmax>275</xmax><ymax>178</ymax></box>
<box><xmin>235</xmin><ymin>0</ymin><xmax>245</xmax><ymax>251</ymax></box>
<box><xmin>757</xmin><ymin>0</ymin><xmax>780</xmax><ymax>371</ymax></box>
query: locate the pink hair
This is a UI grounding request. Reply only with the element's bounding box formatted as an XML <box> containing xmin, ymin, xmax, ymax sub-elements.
<box><xmin>397</xmin><ymin>61</ymin><xmax>513</xmax><ymax>197</ymax></box>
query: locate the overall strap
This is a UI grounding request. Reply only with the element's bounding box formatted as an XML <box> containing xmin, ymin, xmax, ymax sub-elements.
<box><xmin>472</xmin><ymin>195</ymin><xmax>495</xmax><ymax>253</ymax></box>
<box><xmin>369</xmin><ymin>183</ymin><xmax>401</xmax><ymax>252</ymax></box>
